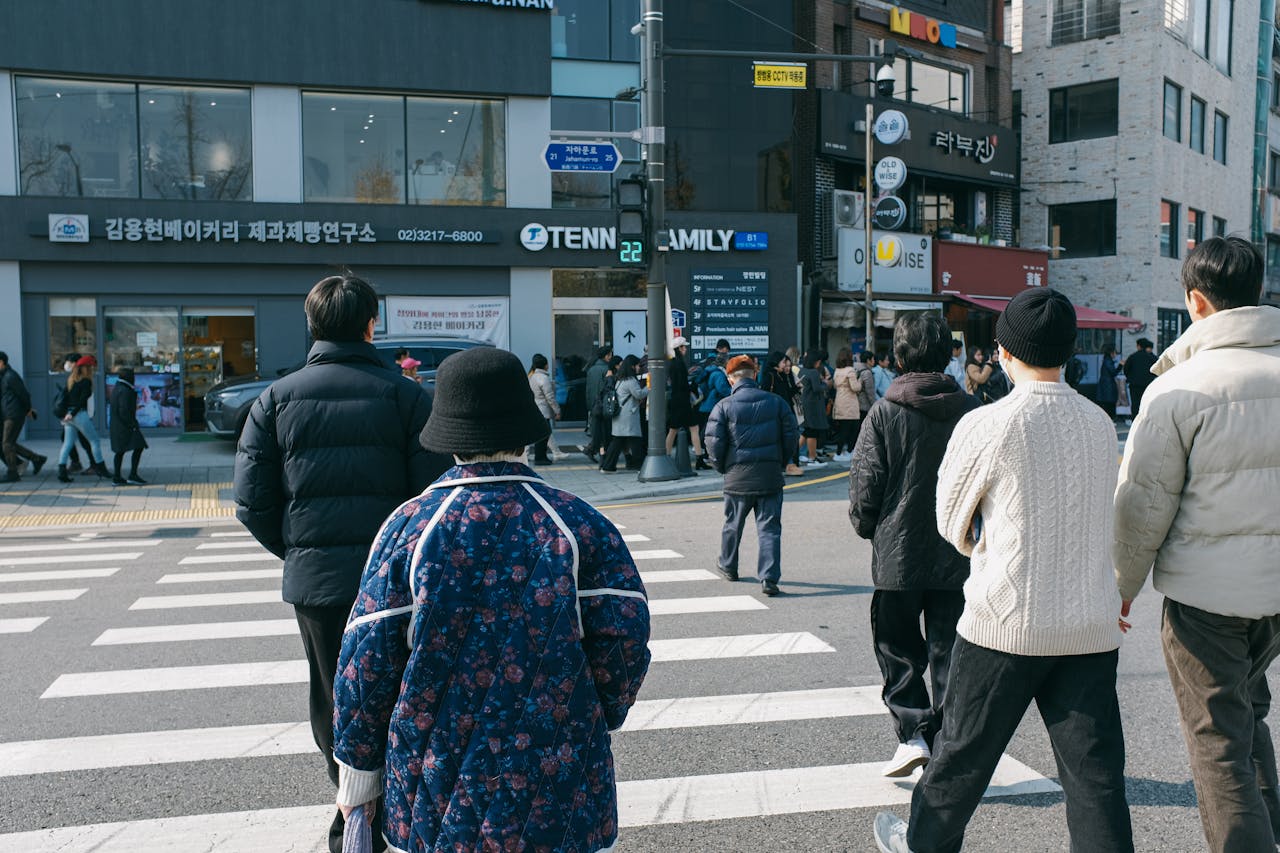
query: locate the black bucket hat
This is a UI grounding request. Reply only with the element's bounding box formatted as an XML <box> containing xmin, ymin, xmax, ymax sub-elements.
<box><xmin>420</xmin><ymin>347</ymin><xmax>550</xmax><ymax>454</ymax></box>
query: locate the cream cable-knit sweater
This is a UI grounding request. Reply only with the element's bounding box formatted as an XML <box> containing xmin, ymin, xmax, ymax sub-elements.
<box><xmin>936</xmin><ymin>380</ymin><xmax>1123</xmax><ymax>656</ymax></box>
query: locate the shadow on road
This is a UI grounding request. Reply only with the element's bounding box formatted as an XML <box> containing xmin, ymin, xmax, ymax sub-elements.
<box><xmin>772</xmin><ymin>580</ymin><xmax>874</xmax><ymax>598</ymax></box>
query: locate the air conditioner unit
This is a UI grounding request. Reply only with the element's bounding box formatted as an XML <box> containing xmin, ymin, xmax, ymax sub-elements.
<box><xmin>833</xmin><ymin>190</ymin><xmax>864</xmax><ymax>229</ymax></box>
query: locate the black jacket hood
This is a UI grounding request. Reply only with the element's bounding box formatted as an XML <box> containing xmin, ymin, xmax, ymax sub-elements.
<box><xmin>884</xmin><ymin>372</ymin><xmax>973</xmax><ymax>421</ymax></box>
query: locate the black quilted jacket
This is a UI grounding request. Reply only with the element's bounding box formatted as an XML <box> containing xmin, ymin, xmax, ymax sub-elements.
<box><xmin>234</xmin><ymin>340</ymin><xmax>451</xmax><ymax>607</ymax></box>
<box><xmin>849</xmin><ymin>372</ymin><xmax>980</xmax><ymax>590</ymax></box>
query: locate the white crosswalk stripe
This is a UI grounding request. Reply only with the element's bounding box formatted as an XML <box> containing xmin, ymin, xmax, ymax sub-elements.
<box><xmin>1</xmin><ymin>523</ymin><xmax>1062</xmax><ymax>849</ymax></box>
<box><xmin>0</xmin><ymin>552</ymin><xmax>142</xmax><ymax>567</ymax></box>
<box><xmin>0</xmin><ymin>539</ymin><xmax>159</xmax><ymax>555</ymax></box>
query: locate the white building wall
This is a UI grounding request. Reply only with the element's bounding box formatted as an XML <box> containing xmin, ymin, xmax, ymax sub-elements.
<box><xmin>1015</xmin><ymin>0</ymin><xmax>1260</xmax><ymax>346</ymax></box>
<box><xmin>251</xmin><ymin>86</ymin><xmax>303</xmax><ymax>203</ymax></box>
<box><xmin>509</xmin><ymin>268</ymin><xmax>553</xmax><ymax>368</ymax></box>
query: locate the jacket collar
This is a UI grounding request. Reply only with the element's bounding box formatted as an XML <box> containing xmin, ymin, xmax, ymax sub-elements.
<box><xmin>1154</xmin><ymin>306</ymin><xmax>1280</xmax><ymax>375</ymax></box>
<box><xmin>729</xmin><ymin>377</ymin><xmax>758</xmax><ymax>394</ymax></box>
<box><xmin>305</xmin><ymin>340</ymin><xmax>386</xmax><ymax>369</ymax></box>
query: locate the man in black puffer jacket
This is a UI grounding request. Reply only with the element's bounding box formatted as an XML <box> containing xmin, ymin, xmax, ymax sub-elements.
<box><xmin>235</xmin><ymin>273</ymin><xmax>450</xmax><ymax>853</ymax></box>
<box><xmin>849</xmin><ymin>312</ymin><xmax>980</xmax><ymax>780</ymax></box>
<box><xmin>705</xmin><ymin>354</ymin><xmax>800</xmax><ymax>596</ymax></box>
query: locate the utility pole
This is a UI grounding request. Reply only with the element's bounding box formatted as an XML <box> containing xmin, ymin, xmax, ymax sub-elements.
<box><xmin>637</xmin><ymin>0</ymin><xmax>679</xmax><ymax>483</ymax></box>
<box><xmin>864</xmin><ymin>102</ymin><xmax>874</xmax><ymax>354</ymax></box>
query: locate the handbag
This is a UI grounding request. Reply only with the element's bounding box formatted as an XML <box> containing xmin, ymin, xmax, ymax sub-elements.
<box><xmin>342</xmin><ymin>804</ymin><xmax>373</xmax><ymax>853</ymax></box>
<box><xmin>52</xmin><ymin>386</ymin><xmax>69</xmax><ymax>420</ymax></box>
<box><xmin>601</xmin><ymin>385</ymin><xmax>621</xmax><ymax>418</ymax></box>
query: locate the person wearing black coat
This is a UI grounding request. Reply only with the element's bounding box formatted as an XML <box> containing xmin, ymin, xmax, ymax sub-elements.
<box><xmin>0</xmin><ymin>351</ymin><xmax>45</xmax><ymax>482</ymax></box>
<box><xmin>849</xmin><ymin>312</ymin><xmax>980</xmax><ymax>778</ymax></box>
<box><xmin>109</xmin><ymin>367</ymin><xmax>149</xmax><ymax>485</ymax></box>
<box><xmin>705</xmin><ymin>355</ymin><xmax>800</xmax><ymax>596</ymax></box>
<box><xmin>234</xmin><ymin>274</ymin><xmax>450</xmax><ymax>853</ymax></box>
<box><xmin>1122</xmin><ymin>337</ymin><xmax>1158</xmax><ymax>417</ymax></box>
<box><xmin>665</xmin><ymin>338</ymin><xmax>708</xmax><ymax>469</ymax></box>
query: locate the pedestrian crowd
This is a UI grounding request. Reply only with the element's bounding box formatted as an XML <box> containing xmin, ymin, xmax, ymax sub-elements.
<box><xmin>3</xmin><ymin>235</ymin><xmax>1270</xmax><ymax>852</ymax></box>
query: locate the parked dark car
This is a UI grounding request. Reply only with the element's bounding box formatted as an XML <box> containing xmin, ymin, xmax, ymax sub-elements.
<box><xmin>205</xmin><ymin>338</ymin><xmax>490</xmax><ymax>439</ymax></box>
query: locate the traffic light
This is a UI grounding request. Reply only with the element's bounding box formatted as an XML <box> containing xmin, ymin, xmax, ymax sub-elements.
<box><xmin>616</xmin><ymin>176</ymin><xmax>647</xmax><ymax>267</ymax></box>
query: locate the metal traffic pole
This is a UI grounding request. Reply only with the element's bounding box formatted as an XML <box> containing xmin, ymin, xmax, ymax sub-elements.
<box><xmin>864</xmin><ymin>102</ymin><xmax>875</xmax><ymax>354</ymax></box>
<box><xmin>638</xmin><ymin>0</ymin><xmax>679</xmax><ymax>483</ymax></box>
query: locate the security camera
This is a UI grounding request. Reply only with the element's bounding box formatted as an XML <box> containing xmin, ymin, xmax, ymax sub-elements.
<box><xmin>875</xmin><ymin>63</ymin><xmax>897</xmax><ymax>99</ymax></box>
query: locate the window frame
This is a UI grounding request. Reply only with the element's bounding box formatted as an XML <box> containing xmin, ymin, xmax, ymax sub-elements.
<box><xmin>1047</xmin><ymin>199</ymin><xmax>1117</xmax><ymax>258</ymax></box>
<box><xmin>1048</xmin><ymin>79</ymin><xmax>1119</xmax><ymax>144</ymax></box>
<box><xmin>1186</xmin><ymin>207</ymin><xmax>1204</xmax><ymax>253</ymax></box>
<box><xmin>1161</xmin><ymin>199</ymin><xmax>1181</xmax><ymax>259</ymax></box>
<box><xmin>1213</xmin><ymin>110</ymin><xmax>1228</xmax><ymax>164</ymax></box>
<box><xmin>1213</xmin><ymin>215</ymin><xmax>1227</xmax><ymax>237</ymax></box>
<box><xmin>1189</xmin><ymin>95</ymin><xmax>1206</xmax><ymax>154</ymax></box>
<box><xmin>1051</xmin><ymin>0</ymin><xmax>1121</xmax><ymax>46</ymax></box>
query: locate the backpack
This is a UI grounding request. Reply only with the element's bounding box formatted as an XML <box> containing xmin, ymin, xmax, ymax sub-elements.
<box><xmin>52</xmin><ymin>385</ymin><xmax>69</xmax><ymax>419</ymax></box>
<box><xmin>601</xmin><ymin>378</ymin><xmax>621</xmax><ymax>418</ymax></box>
<box><xmin>1065</xmin><ymin>357</ymin><xmax>1086</xmax><ymax>389</ymax></box>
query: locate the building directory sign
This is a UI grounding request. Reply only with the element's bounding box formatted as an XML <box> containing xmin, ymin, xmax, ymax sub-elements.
<box><xmin>688</xmin><ymin>269</ymin><xmax>770</xmax><ymax>358</ymax></box>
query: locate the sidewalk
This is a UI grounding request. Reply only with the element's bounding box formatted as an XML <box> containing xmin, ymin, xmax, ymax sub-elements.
<box><xmin>0</xmin><ymin>427</ymin><xmax>744</xmax><ymax>531</ymax></box>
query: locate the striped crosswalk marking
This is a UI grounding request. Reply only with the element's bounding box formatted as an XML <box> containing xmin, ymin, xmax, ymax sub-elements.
<box><xmin>209</xmin><ymin>531</ymin><xmax>253</xmax><ymax>538</ymax></box>
<box><xmin>93</xmin><ymin>619</ymin><xmax>299</xmax><ymax>646</ymax></box>
<box><xmin>0</xmin><ymin>759</ymin><xmax>1058</xmax><ymax>848</ymax></box>
<box><xmin>195</xmin><ymin>541</ymin><xmax>271</xmax><ymax>550</ymax></box>
<box><xmin>43</xmin><ymin>632</ymin><xmax>832</xmax><ymax>698</ymax></box>
<box><xmin>156</xmin><ymin>568</ymin><xmax>282</xmax><ymax>584</ymax></box>
<box><xmin>178</xmin><ymin>552</ymin><xmax>280</xmax><ymax>565</ymax></box>
<box><xmin>0</xmin><ymin>540</ymin><xmax>159</xmax><ymax>555</ymax></box>
<box><xmin>621</xmin><ymin>534</ymin><xmax>650</xmax><ymax>543</ymax></box>
<box><xmin>629</xmin><ymin>549</ymin><xmax>684</xmax><ymax>560</ymax></box>
<box><xmin>130</xmin><ymin>590</ymin><xmax>281</xmax><ymax>610</ymax></box>
<box><xmin>0</xmin><ymin>553</ymin><xmax>142</xmax><ymax>567</ymax></box>
<box><xmin>0</xmin><ymin>588</ymin><xmax>87</xmax><ymax>605</ymax></box>
<box><xmin>0</xmin><ymin>568</ymin><xmax>119</xmax><ymax>584</ymax></box>
<box><xmin>637</xmin><ymin>569</ymin><xmax>719</xmax><ymax>583</ymax></box>
<box><xmin>0</xmin><ymin>688</ymin><xmax>884</xmax><ymax>777</ymax></box>
<box><xmin>646</xmin><ymin>595</ymin><xmax>767</xmax><ymax>615</ymax></box>
<box><xmin>0</xmin><ymin>616</ymin><xmax>49</xmax><ymax>634</ymax></box>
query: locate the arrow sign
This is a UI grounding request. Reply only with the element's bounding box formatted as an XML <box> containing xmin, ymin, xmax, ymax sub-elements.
<box><xmin>543</xmin><ymin>142</ymin><xmax>622</xmax><ymax>173</ymax></box>
<box><xmin>624</xmin><ymin>330</ymin><xmax>636</xmax><ymax>342</ymax></box>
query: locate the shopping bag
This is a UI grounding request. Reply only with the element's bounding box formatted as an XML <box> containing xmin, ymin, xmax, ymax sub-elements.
<box><xmin>342</xmin><ymin>804</ymin><xmax>373</xmax><ymax>853</ymax></box>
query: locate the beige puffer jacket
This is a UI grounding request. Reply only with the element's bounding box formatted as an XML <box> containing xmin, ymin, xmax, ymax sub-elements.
<box><xmin>1114</xmin><ymin>306</ymin><xmax>1280</xmax><ymax>618</ymax></box>
<box><xmin>528</xmin><ymin>369</ymin><xmax>559</xmax><ymax>420</ymax></box>
<box><xmin>832</xmin><ymin>366</ymin><xmax>862</xmax><ymax>420</ymax></box>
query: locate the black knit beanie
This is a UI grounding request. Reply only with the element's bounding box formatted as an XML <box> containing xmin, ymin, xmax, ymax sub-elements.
<box><xmin>420</xmin><ymin>347</ymin><xmax>550</xmax><ymax>454</ymax></box>
<box><xmin>995</xmin><ymin>288</ymin><xmax>1078</xmax><ymax>368</ymax></box>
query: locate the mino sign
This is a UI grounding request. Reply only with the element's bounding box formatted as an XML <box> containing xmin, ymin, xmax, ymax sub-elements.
<box><xmin>889</xmin><ymin>7</ymin><xmax>958</xmax><ymax>48</ymax></box>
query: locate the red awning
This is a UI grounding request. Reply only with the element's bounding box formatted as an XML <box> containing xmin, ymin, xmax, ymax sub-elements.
<box><xmin>947</xmin><ymin>293</ymin><xmax>1141</xmax><ymax>331</ymax></box>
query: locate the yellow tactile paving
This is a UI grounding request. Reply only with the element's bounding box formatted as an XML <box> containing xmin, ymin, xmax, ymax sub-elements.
<box><xmin>0</xmin><ymin>483</ymin><xmax>236</xmax><ymax>529</ymax></box>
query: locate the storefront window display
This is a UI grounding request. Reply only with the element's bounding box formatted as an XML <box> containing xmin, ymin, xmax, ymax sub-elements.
<box><xmin>16</xmin><ymin>77</ymin><xmax>138</xmax><ymax>198</ymax></box>
<box><xmin>140</xmin><ymin>84</ymin><xmax>252</xmax><ymax>201</ymax></box>
<box><xmin>406</xmin><ymin>97</ymin><xmax>506</xmax><ymax>206</ymax></box>
<box><xmin>47</xmin><ymin>297</ymin><xmax>97</xmax><ymax>372</ymax></box>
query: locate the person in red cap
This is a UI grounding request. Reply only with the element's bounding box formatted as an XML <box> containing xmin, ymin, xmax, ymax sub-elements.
<box><xmin>704</xmin><ymin>354</ymin><xmax>799</xmax><ymax>596</ymax></box>
<box><xmin>56</xmin><ymin>355</ymin><xmax>109</xmax><ymax>482</ymax></box>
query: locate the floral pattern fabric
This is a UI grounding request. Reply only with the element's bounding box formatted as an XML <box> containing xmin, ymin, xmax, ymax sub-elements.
<box><xmin>333</xmin><ymin>462</ymin><xmax>651</xmax><ymax>853</ymax></box>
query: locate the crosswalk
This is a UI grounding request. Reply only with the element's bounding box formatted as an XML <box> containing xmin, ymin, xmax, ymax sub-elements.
<box><xmin>0</xmin><ymin>522</ymin><xmax>1061</xmax><ymax>850</ymax></box>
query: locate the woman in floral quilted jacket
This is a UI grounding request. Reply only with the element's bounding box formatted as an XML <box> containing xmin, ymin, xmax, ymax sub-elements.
<box><xmin>332</xmin><ymin>346</ymin><xmax>652</xmax><ymax>853</ymax></box>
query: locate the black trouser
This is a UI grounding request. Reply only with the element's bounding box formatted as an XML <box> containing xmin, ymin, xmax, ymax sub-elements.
<box><xmin>2</xmin><ymin>418</ymin><xmax>40</xmax><ymax>473</ymax></box>
<box><xmin>831</xmin><ymin>418</ymin><xmax>859</xmax><ymax>454</ymax></box>
<box><xmin>67</xmin><ymin>428</ymin><xmax>92</xmax><ymax>467</ymax></box>
<box><xmin>1130</xmin><ymin>383</ymin><xmax>1150</xmax><ymax>417</ymax></box>
<box><xmin>113</xmin><ymin>449</ymin><xmax>143</xmax><ymax>479</ymax></box>
<box><xmin>533</xmin><ymin>418</ymin><xmax>553</xmax><ymax>461</ymax></box>
<box><xmin>1161</xmin><ymin>598</ymin><xmax>1280</xmax><ymax>850</ymax></box>
<box><xmin>588</xmin><ymin>408</ymin><xmax>611</xmax><ymax>456</ymax></box>
<box><xmin>600</xmin><ymin>435</ymin><xmax>642</xmax><ymax>471</ymax></box>
<box><xmin>908</xmin><ymin>637</ymin><xmax>1133</xmax><ymax>853</ymax></box>
<box><xmin>295</xmin><ymin>602</ymin><xmax>387</xmax><ymax>853</ymax></box>
<box><xmin>870</xmin><ymin>589</ymin><xmax>964</xmax><ymax>748</ymax></box>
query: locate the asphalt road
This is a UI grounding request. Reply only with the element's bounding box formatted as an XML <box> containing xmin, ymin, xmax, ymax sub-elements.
<box><xmin>0</xmin><ymin>473</ymin><xmax>1271</xmax><ymax>852</ymax></box>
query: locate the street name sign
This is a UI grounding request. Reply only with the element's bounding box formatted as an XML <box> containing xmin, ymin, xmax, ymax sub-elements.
<box><xmin>543</xmin><ymin>142</ymin><xmax>621</xmax><ymax>173</ymax></box>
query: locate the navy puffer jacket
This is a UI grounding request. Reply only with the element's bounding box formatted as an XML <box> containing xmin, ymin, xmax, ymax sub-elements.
<box><xmin>234</xmin><ymin>340</ymin><xmax>451</xmax><ymax>607</ymax></box>
<box><xmin>705</xmin><ymin>378</ymin><xmax>800</xmax><ymax>495</ymax></box>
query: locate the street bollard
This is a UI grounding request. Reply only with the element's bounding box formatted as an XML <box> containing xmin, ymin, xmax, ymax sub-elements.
<box><xmin>673</xmin><ymin>427</ymin><xmax>695</xmax><ymax>477</ymax></box>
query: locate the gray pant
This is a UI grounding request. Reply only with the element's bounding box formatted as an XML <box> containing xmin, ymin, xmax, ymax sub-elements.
<box><xmin>1162</xmin><ymin>597</ymin><xmax>1280</xmax><ymax>852</ymax></box>
<box><xmin>717</xmin><ymin>491</ymin><xmax>782</xmax><ymax>583</ymax></box>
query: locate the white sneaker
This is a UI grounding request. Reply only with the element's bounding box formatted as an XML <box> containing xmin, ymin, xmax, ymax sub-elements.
<box><xmin>882</xmin><ymin>736</ymin><xmax>930</xmax><ymax>777</ymax></box>
<box><xmin>873</xmin><ymin>812</ymin><xmax>912</xmax><ymax>853</ymax></box>
<box><xmin>831</xmin><ymin>452</ymin><xmax>853</xmax><ymax>463</ymax></box>
<box><xmin>805</xmin><ymin>459</ymin><xmax>826</xmax><ymax>468</ymax></box>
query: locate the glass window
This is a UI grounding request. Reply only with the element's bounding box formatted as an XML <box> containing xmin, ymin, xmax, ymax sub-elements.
<box><xmin>1049</xmin><ymin>80</ymin><xmax>1119</xmax><ymax>143</ymax></box>
<box><xmin>1268</xmin><ymin>237</ymin><xmax>1280</xmax><ymax>271</ymax></box>
<box><xmin>1213</xmin><ymin>215</ymin><xmax>1227</xmax><ymax>236</ymax></box>
<box><xmin>1189</xmin><ymin>96</ymin><xmax>1206</xmax><ymax>153</ymax></box>
<box><xmin>610</xmin><ymin>0</ymin><xmax>640</xmax><ymax>62</ymax></box>
<box><xmin>551</xmin><ymin>98</ymin><xmax>613</xmax><ymax>209</ymax></box>
<box><xmin>551</xmin><ymin>0</ymin><xmax>609</xmax><ymax>60</ymax></box>
<box><xmin>1161</xmin><ymin>200</ymin><xmax>1180</xmax><ymax>258</ymax></box>
<box><xmin>1214</xmin><ymin>111</ymin><xmax>1228</xmax><ymax>164</ymax></box>
<box><xmin>1052</xmin><ymin>0</ymin><xmax>1120</xmax><ymax>45</ymax></box>
<box><xmin>1271</xmin><ymin>151</ymin><xmax>1280</xmax><ymax>189</ymax></box>
<box><xmin>1191</xmin><ymin>0</ymin><xmax>1210</xmax><ymax>56</ymax></box>
<box><xmin>16</xmin><ymin>77</ymin><xmax>138</xmax><ymax>198</ymax></box>
<box><xmin>303</xmin><ymin>92</ymin><xmax>405</xmax><ymax>204</ymax></box>
<box><xmin>1273</xmin><ymin>70</ymin><xmax>1280</xmax><ymax>110</ymax></box>
<box><xmin>908</xmin><ymin>60</ymin><xmax>967</xmax><ymax>115</ymax></box>
<box><xmin>1163</xmin><ymin>80</ymin><xmax>1182</xmax><ymax>141</ymax></box>
<box><xmin>1187</xmin><ymin>208</ymin><xmax>1204</xmax><ymax>252</ymax></box>
<box><xmin>139</xmin><ymin>85</ymin><xmax>251</xmax><ymax>201</ymax></box>
<box><xmin>48</xmin><ymin>298</ymin><xmax>97</xmax><ymax>373</ymax></box>
<box><xmin>104</xmin><ymin>306</ymin><xmax>181</xmax><ymax>373</ymax></box>
<box><xmin>1048</xmin><ymin>199</ymin><xmax>1116</xmax><ymax>258</ymax></box>
<box><xmin>915</xmin><ymin>193</ymin><xmax>957</xmax><ymax>235</ymax></box>
<box><xmin>407</xmin><ymin>97</ymin><xmax>505</xmax><ymax>206</ymax></box>
<box><xmin>1214</xmin><ymin>0</ymin><xmax>1232</xmax><ymax>75</ymax></box>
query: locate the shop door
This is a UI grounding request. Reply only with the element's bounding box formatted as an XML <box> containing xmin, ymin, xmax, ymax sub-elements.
<box><xmin>103</xmin><ymin>306</ymin><xmax>182</xmax><ymax>430</ymax></box>
<box><xmin>552</xmin><ymin>311</ymin><xmax>601</xmax><ymax>422</ymax></box>
<box><xmin>182</xmin><ymin>308</ymin><xmax>256</xmax><ymax>431</ymax></box>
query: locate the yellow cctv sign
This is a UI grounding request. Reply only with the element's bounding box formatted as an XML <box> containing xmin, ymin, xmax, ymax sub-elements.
<box><xmin>753</xmin><ymin>62</ymin><xmax>807</xmax><ymax>89</ymax></box>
